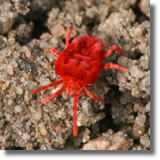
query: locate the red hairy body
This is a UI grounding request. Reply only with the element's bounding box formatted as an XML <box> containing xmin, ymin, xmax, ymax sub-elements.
<box><xmin>56</xmin><ymin>35</ymin><xmax>105</xmax><ymax>85</ymax></box>
<box><xmin>32</xmin><ymin>24</ymin><xmax>128</xmax><ymax>137</ymax></box>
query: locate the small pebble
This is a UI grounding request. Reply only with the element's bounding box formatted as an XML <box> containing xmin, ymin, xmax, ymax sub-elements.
<box><xmin>117</xmin><ymin>56</ymin><xmax>129</xmax><ymax>68</ymax></box>
<box><xmin>140</xmin><ymin>134</ymin><xmax>150</xmax><ymax>148</ymax></box>
<box><xmin>134</xmin><ymin>27</ymin><xmax>143</xmax><ymax>37</ymax></box>
<box><xmin>145</xmin><ymin>101</ymin><xmax>150</xmax><ymax>112</ymax></box>
<box><xmin>39</xmin><ymin>123</ymin><xmax>48</xmax><ymax>136</ymax></box>
<box><xmin>133</xmin><ymin>123</ymin><xmax>145</xmax><ymax>138</ymax></box>
<box><xmin>22</xmin><ymin>133</ymin><xmax>30</xmax><ymax>141</ymax></box>
<box><xmin>24</xmin><ymin>90</ymin><xmax>32</xmax><ymax>102</ymax></box>
<box><xmin>25</xmin><ymin>50</ymin><xmax>32</xmax><ymax>58</ymax></box>
<box><xmin>51</xmin><ymin>24</ymin><xmax>65</xmax><ymax>37</ymax></box>
<box><xmin>6</xmin><ymin>64</ymin><xmax>14</xmax><ymax>75</ymax></box>
<box><xmin>117</xmin><ymin>73</ymin><xmax>126</xmax><ymax>83</ymax></box>
<box><xmin>55</xmin><ymin>125</ymin><xmax>62</xmax><ymax>132</ymax></box>
<box><xmin>0</xmin><ymin>136</ymin><xmax>6</xmax><ymax>143</ymax></box>
<box><xmin>0</xmin><ymin>81</ymin><xmax>3</xmax><ymax>88</ymax></box>
<box><xmin>46</xmin><ymin>53</ymin><xmax>55</xmax><ymax>63</ymax></box>
<box><xmin>129</xmin><ymin>65</ymin><xmax>144</xmax><ymax>78</ymax></box>
<box><xmin>42</xmin><ymin>62</ymin><xmax>52</xmax><ymax>71</ymax></box>
<box><xmin>75</xmin><ymin>13</ymin><xmax>82</xmax><ymax>26</ymax></box>
<box><xmin>14</xmin><ymin>105</ymin><xmax>22</xmax><ymax>113</ymax></box>
<box><xmin>32</xmin><ymin>112</ymin><xmax>42</xmax><ymax>122</ymax></box>
<box><xmin>135</xmin><ymin>114</ymin><xmax>146</xmax><ymax>126</ymax></box>
<box><xmin>141</xmin><ymin>76</ymin><xmax>150</xmax><ymax>87</ymax></box>
<box><xmin>15</xmin><ymin>87</ymin><xmax>23</xmax><ymax>95</ymax></box>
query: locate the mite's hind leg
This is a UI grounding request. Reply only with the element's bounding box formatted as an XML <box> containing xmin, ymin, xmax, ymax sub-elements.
<box><xmin>73</xmin><ymin>88</ymin><xmax>82</xmax><ymax>137</ymax></box>
<box><xmin>41</xmin><ymin>82</ymin><xmax>68</xmax><ymax>104</ymax></box>
<box><xmin>32</xmin><ymin>79</ymin><xmax>65</xmax><ymax>95</ymax></box>
<box><xmin>83</xmin><ymin>86</ymin><xmax>105</xmax><ymax>103</ymax></box>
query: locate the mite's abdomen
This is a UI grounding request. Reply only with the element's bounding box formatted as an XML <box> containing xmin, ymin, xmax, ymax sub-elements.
<box><xmin>55</xmin><ymin>35</ymin><xmax>105</xmax><ymax>85</ymax></box>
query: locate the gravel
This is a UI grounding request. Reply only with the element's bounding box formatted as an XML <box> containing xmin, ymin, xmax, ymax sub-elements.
<box><xmin>0</xmin><ymin>0</ymin><xmax>150</xmax><ymax>150</ymax></box>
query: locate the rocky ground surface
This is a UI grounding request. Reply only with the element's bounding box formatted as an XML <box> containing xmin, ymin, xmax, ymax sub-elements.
<box><xmin>0</xmin><ymin>0</ymin><xmax>150</xmax><ymax>150</ymax></box>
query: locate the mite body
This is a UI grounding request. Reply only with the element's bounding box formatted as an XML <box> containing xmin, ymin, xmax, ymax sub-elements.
<box><xmin>56</xmin><ymin>35</ymin><xmax>105</xmax><ymax>85</ymax></box>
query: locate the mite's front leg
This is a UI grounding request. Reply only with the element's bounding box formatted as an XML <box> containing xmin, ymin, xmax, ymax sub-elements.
<box><xmin>45</xmin><ymin>48</ymin><xmax>61</xmax><ymax>57</ymax></box>
<box><xmin>101</xmin><ymin>63</ymin><xmax>128</xmax><ymax>72</ymax></box>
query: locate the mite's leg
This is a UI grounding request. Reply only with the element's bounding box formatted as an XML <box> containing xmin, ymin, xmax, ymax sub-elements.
<box><xmin>45</xmin><ymin>48</ymin><xmax>61</xmax><ymax>57</ymax></box>
<box><xmin>101</xmin><ymin>63</ymin><xmax>128</xmax><ymax>72</ymax></box>
<box><xmin>41</xmin><ymin>82</ymin><xmax>68</xmax><ymax>104</ymax></box>
<box><xmin>32</xmin><ymin>79</ymin><xmax>64</xmax><ymax>95</ymax></box>
<box><xmin>73</xmin><ymin>88</ymin><xmax>82</xmax><ymax>137</ymax></box>
<box><xmin>66</xmin><ymin>24</ymin><xmax>73</xmax><ymax>48</ymax></box>
<box><xmin>102</xmin><ymin>45</ymin><xmax>125</xmax><ymax>63</ymax></box>
<box><xmin>83</xmin><ymin>86</ymin><xmax>105</xmax><ymax>103</ymax></box>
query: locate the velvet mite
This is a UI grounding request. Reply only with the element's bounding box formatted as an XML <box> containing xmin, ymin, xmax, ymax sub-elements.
<box><xmin>32</xmin><ymin>24</ymin><xmax>128</xmax><ymax>137</ymax></box>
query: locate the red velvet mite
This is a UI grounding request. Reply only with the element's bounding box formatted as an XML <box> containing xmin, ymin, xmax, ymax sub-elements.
<box><xmin>32</xmin><ymin>24</ymin><xmax>128</xmax><ymax>137</ymax></box>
